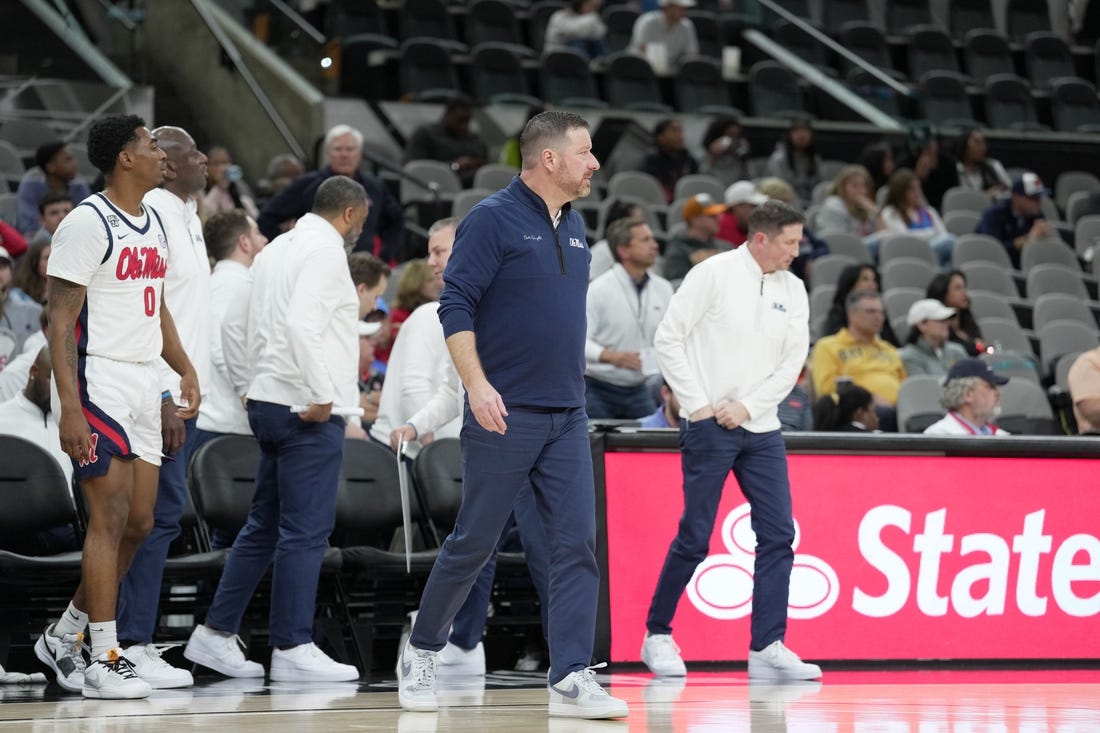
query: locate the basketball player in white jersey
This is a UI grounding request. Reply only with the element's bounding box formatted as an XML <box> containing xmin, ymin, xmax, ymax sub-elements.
<box><xmin>36</xmin><ymin>115</ymin><xmax>200</xmax><ymax>700</ymax></box>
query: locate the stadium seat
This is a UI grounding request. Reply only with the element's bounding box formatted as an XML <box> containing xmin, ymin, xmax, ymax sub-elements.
<box><xmin>821</xmin><ymin>232</ymin><xmax>872</xmax><ymax>262</ymax></box>
<box><xmin>839</xmin><ymin>23</ymin><xmax>900</xmax><ymax>79</ymax></box>
<box><xmin>400</xmin><ymin>0</ymin><xmax>462</xmax><ymax>46</ymax></box>
<box><xmin>1033</xmin><ymin>293</ymin><xmax>1098</xmax><ymax>333</ymax></box>
<box><xmin>968</xmin><ymin>291</ymin><xmax>1020</xmax><ymax>324</ymax></box>
<box><xmin>823</xmin><ymin>0</ymin><xmax>871</xmax><ymax>33</ymax></box>
<box><xmin>1074</xmin><ymin>215</ymin><xmax>1100</xmax><ymax>261</ymax></box>
<box><xmin>603</xmin><ymin>53</ymin><xmax>673</xmax><ymax>113</ymax></box>
<box><xmin>539</xmin><ymin>48</ymin><xmax>607</xmax><ymax>108</ymax></box>
<box><xmin>470</xmin><ymin>43</ymin><xmax>541</xmax><ymax>106</ymax></box>
<box><xmin>1024</xmin><ymin>32</ymin><xmax>1074</xmax><ymax>88</ymax></box>
<box><xmin>603</xmin><ymin>5</ymin><xmax>639</xmax><ymax>54</ymax></box>
<box><xmin>880</xmin><ymin>234</ymin><xmax>938</xmax><ymax>267</ymax></box>
<box><xmin>748</xmin><ymin>61</ymin><xmax>809</xmax><ymax>120</ymax></box>
<box><xmin>942</xmin><ymin>187</ymin><xmax>992</xmax><ymax>215</ymax></box>
<box><xmin>1050</xmin><ymin>78</ymin><xmax>1100</xmax><ymax>134</ymax></box>
<box><xmin>473</xmin><ymin>163</ymin><xmax>518</xmax><ymax>191</ymax></box>
<box><xmin>998</xmin><ymin>378</ymin><xmax>1059</xmax><ymax>434</ymax></box>
<box><xmin>948</xmin><ymin>0</ymin><xmax>995</xmax><ymax>38</ymax></box>
<box><xmin>943</xmin><ymin>210</ymin><xmax>980</xmax><ymax>236</ymax></box>
<box><xmin>846</xmin><ymin>69</ymin><xmax>906</xmax><ymax>118</ymax></box>
<box><xmin>339</xmin><ymin>34</ymin><xmax>399</xmax><ymax>99</ymax></box>
<box><xmin>1027</xmin><ymin>264</ymin><xmax>1090</xmax><ymax>301</ymax></box>
<box><xmin>1020</xmin><ymin>240</ymin><xmax>1083</xmax><ymax>274</ymax></box>
<box><xmin>960</xmin><ymin>261</ymin><xmax>1021</xmax><ymax>297</ymax></box>
<box><xmin>881</xmin><ymin>257</ymin><xmax>937</xmax><ymax>291</ymax></box>
<box><xmin>985</xmin><ymin>74</ymin><xmax>1046</xmax><ymax>132</ymax></box>
<box><xmin>896</xmin><ymin>375</ymin><xmax>945</xmax><ymax>433</ymax></box>
<box><xmin>883</xmin><ymin>286</ymin><xmax>925</xmax><ymax>326</ymax></box>
<box><xmin>673</xmin><ymin>174</ymin><xmax>725</xmax><ymax>202</ymax></box>
<box><xmin>977</xmin><ymin>317</ymin><xmax>1035</xmax><ymax>357</ymax></box>
<box><xmin>809</xmin><ymin>254</ymin><xmax>859</xmax><ymax>291</ymax></box>
<box><xmin>1055</xmin><ymin>171</ymin><xmax>1100</xmax><ymax>214</ymax></box>
<box><xmin>919</xmin><ymin>71</ymin><xmax>979</xmax><ymax>128</ymax></box>
<box><xmin>688</xmin><ymin>10</ymin><xmax>724</xmax><ymax>59</ymax></box>
<box><xmin>466</xmin><ymin>0</ymin><xmax>529</xmax><ymax>52</ymax></box>
<box><xmin>963</xmin><ymin>29</ymin><xmax>1014</xmax><ymax>85</ymax></box>
<box><xmin>607</xmin><ymin>171</ymin><xmax>666</xmax><ymax>207</ymax></box>
<box><xmin>398</xmin><ymin>39</ymin><xmax>463</xmax><ymax>102</ymax></box>
<box><xmin>451</xmin><ymin>188</ymin><xmax>493</xmax><ymax>218</ymax></box>
<box><xmin>0</xmin><ymin>140</ymin><xmax>24</xmax><ymax>192</ymax></box>
<box><xmin>885</xmin><ymin>0</ymin><xmax>934</xmax><ymax>34</ymax></box>
<box><xmin>674</xmin><ymin>57</ymin><xmax>739</xmax><ymax>114</ymax></box>
<box><xmin>325</xmin><ymin>0</ymin><xmax>386</xmax><ymax>37</ymax></box>
<box><xmin>528</xmin><ymin>1</ymin><xmax>563</xmax><ymax>54</ymax></box>
<box><xmin>953</xmin><ymin>233</ymin><xmax>1014</xmax><ymax>270</ymax></box>
<box><xmin>1038</xmin><ymin>320</ymin><xmax>1100</xmax><ymax>375</ymax></box>
<box><xmin>774</xmin><ymin>21</ymin><xmax>835</xmax><ymax>76</ymax></box>
<box><xmin>908</xmin><ymin>25</ymin><xmax>961</xmax><ymax>80</ymax></box>
<box><xmin>1006</xmin><ymin>0</ymin><xmax>1051</xmax><ymax>43</ymax></box>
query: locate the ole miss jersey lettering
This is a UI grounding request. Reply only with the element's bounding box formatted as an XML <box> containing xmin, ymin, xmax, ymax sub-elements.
<box><xmin>79</xmin><ymin>433</ymin><xmax>101</xmax><ymax>468</ymax></box>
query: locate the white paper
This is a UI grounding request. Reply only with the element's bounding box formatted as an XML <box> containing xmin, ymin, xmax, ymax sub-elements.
<box><xmin>640</xmin><ymin>347</ymin><xmax>661</xmax><ymax>377</ymax></box>
<box><xmin>397</xmin><ymin>439</ymin><xmax>414</xmax><ymax>574</ymax></box>
<box><xmin>289</xmin><ymin>405</ymin><xmax>364</xmax><ymax>416</ymax></box>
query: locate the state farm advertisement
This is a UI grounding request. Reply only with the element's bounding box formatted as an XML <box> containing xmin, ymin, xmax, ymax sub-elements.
<box><xmin>604</xmin><ymin>452</ymin><xmax>1100</xmax><ymax>661</ymax></box>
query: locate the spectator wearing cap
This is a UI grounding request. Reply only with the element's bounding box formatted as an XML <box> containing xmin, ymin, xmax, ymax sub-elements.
<box><xmin>700</xmin><ymin>116</ymin><xmax>751</xmax><ymax>188</ymax></box>
<box><xmin>975</xmin><ymin>173</ymin><xmax>1055</xmax><ymax>268</ymax></box>
<box><xmin>1067</xmin><ymin>347</ymin><xmax>1100</xmax><ymax>435</ymax></box>
<box><xmin>717</xmin><ymin>180</ymin><xmax>767</xmax><ymax>247</ymax></box>
<box><xmin>663</xmin><ymin>194</ymin><xmax>732</xmax><ymax>281</ymax></box>
<box><xmin>898</xmin><ymin>299</ymin><xmax>968</xmax><ymax>378</ymax></box>
<box><xmin>14</xmin><ymin>141</ymin><xmax>91</xmax><ymax>236</ymax></box>
<box><xmin>639</xmin><ymin>118</ymin><xmax>699</xmax><ymax>203</ymax></box>
<box><xmin>629</xmin><ymin>0</ymin><xmax>699</xmax><ymax>70</ymax></box>
<box><xmin>923</xmin><ymin>358</ymin><xmax>1010</xmax><ymax>436</ymax></box>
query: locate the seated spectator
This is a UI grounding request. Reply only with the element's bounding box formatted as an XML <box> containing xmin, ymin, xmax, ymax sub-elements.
<box><xmin>590</xmin><ymin>200</ymin><xmax>645</xmax><ymax>281</ymax></box>
<box><xmin>0</xmin><ymin>245</ymin><xmax>17</xmax><ymax>292</ymax></box>
<box><xmin>817</xmin><ymin>165</ymin><xmax>887</xmax><ymax>259</ymax></box>
<box><xmin>953</xmin><ymin>127</ymin><xmax>1010</xmax><ymax>198</ymax></box>
<box><xmin>717</xmin><ymin>180</ymin><xmax>766</xmax><ymax>246</ymax></box>
<box><xmin>29</xmin><ymin>191</ymin><xmax>72</xmax><ymax>246</ymax></box>
<box><xmin>256</xmin><ymin>153</ymin><xmax>305</xmax><ymax>208</ymax></box>
<box><xmin>923</xmin><ymin>358</ymin><xmax>1010</xmax><ymax>435</ymax></box>
<box><xmin>812</xmin><ymin>383</ymin><xmax>878</xmax><ymax>432</ymax></box>
<box><xmin>894</xmin><ymin>122</ymin><xmax>957</xmax><ymax>210</ymax></box>
<box><xmin>975</xmin><ymin>174</ymin><xmax>1055</xmax><ymax>269</ymax></box>
<box><xmin>404</xmin><ymin>95</ymin><xmax>489</xmax><ymax>188</ymax></box>
<box><xmin>778</xmin><ymin>368</ymin><xmax>814</xmax><ymax>431</ymax></box>
<box><xmin>259</xmin><ymin>125</ymin><xmax>404</xmax><ymax>261</ymax></box>
<box><xmin>898</xmin><ymin>299</ymin><xmax>968</xmax><ymax>377</ymax></box>
<box><xmin>700</xmin><ymin>115</ymin><xmax>752</xmax><ymax>188</ymax></box>
<box><xmin>766</xmin><ymin>118</ymin><xmax>823</xmax><ymax>205</ymax></box>
<box><xmin>203</xmin><ymin>145</ymin><xmax>259</xmax><ymax>220</ymax></box>
<box><xmin>880</xmin><ymin>168</ymin><xmax>956</xmax><ymax>267</ymax></box>
<box><xmin>926</xmin><ymin>270</ymin><xmax>983</xmax><ymax>356</ymax></box>
<box><xmin>14</xmin><ymin>142</ymin><xmax>91</xmax><ymax>236</ymax></box>
<box><xmin>545</xmin><ymin>0</ymin><xmax>609</xmax><ymax>59</ymax></box>
<box><xmin>757</xmin><ymin>176</ymin><xmax>827</xmax><ymax>282</ymax></box>
<box><xmin>8</xmin><ymin>239</ymin><xmax>50</xmax><ymax>306</ymax></box>
<box><xmin>1067</xmin><ymin>346</ymin><xmax>1100</xmax><ymax>434</ymax></box>
<box><xmin>823</xmin><ymin>264</ymin><xmax>900</xmax><ymax>346</ymax></box>
<box><xmin>662</xmin><ymin>194</ymin><xmax>732</xmax><ymax>281</ymax></box>
<box><xmin>639</xmin><ymin>118</ymin><xmax>699</xmax><ymax>203</ymax></box>
<box><xmin>629</xmin><ymin>0</ymin><xmax>699</xmax><ymax>70</ymax></box>
<box><xmin>0</xmin><ymin>346</ymin><xmax>78</xmax><ymax>555</ymax></box>
<box><xmin>639</xmin><ymin>379</ymin><xmax>680</xmax><ymax>428</ymax></box>
<box><xmin>856</xmin><ymin>140</ymin><xmax>895</xmax><ymax>193</ymax></box>
<box><xmin>0</xmin><ymin>285</ymin><xmax>42</xmax><ymax>370</ymax></box>
<box><xmin>812</xmin><ymin>290</ymin><xmax>906</xmax><ymax>429</ymax></box>
<box><xmin>0</xmin><ymin>309</ymin><xmax>46</xmax><ymax>402</ymax></box>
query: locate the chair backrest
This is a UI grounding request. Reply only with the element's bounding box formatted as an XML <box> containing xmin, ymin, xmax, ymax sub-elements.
<box><xmin>604</xmin><ymin>53</ymin><xmax>665</xmax><ymax>111</ymax></box>
<box><xmin>1054</xmin><ymin>350</ymin><xmax>1084</xmax><ymax>390</ymax></box>
<box><xmin>959</xmin><ymin>261</ymin><xmax>1018</xmax><ymax>296</ymax></box>
<box><xmin>810</xmin><ymin>254</ymin><xmax>859</xmax><ymax>291</ymax></box>
<box><xmin>466</xmin><ymin>0</ymin><xmax>522</xmax><ymax>47</ymax></box>
<box><xmin>809</xmin><ymin>284</ymin><xmax>837</xmax><ymax>324</ymax></box>
<box><xmin>399</xmin><ymin>40</ymin><xmax>460</xmax><ymax>101</ymax></box>
<box><xmin>1051</xmin><ymin>78</ymin><xmax>1100</xmax><ymax>134</ymax></box>
<box><xmin>943</xmin><ymin>209</ymin><xmax>980</xmax><ymax>236</ymax></box>
<box><xmin>687</xmin><ymin>10</ymin><xmax>723</xmax><ymax>58</ymax></box>
<box><xmin>908</xmin><ymin>25</ymin><xmax>959</xmax><ymax>78</ymax></box>
<box><xmin>1038</xmin><ymin>319</ymin><xmax>1100</xmax><ymax>374</ymax></box>
<box><xmin>949</xmin><ymin>0</ymin><xmax>995</xmax><ymax>37</ymax></box>
<box><xmin>470</xmin><ymin>43</ymin><xmax>533</xmax><ymax>104</ymax></box>
<box><xmin>840</xmin><ymin>23</ymin><xmax>892</xmax><ymax>72</ymax></box>
<box><xmin>883</xmin><ymin>286</ymin><xmax>925</xmax><ymax>324</ymax></box>
<box><xmin>604</xmin><ymin>5</ymin><xmax>639</xmax><ymax>53</ymax></box>
<box><xmin>334</xmin><ymin>439</ymin><xmax>408</xmax><ymax>541</ymax></box>
<box><xmin>953</xmin><ymin>233</ymin><xmax>1013</xmax><ymax>269</ymax></box>
<box><xmin>1032</xmin><ymin>293</ymin><xmax>1098</xmax><ymax>332</ymax></box>
<box><xmin>919</xmin><ymin>71</ymin><xmax>977</xmax><ymax>127</ymax></box>
<box><xmin>1020</xmin><ymin>239</ymin><xmax>1082</xmax><ymax>274</ymax></box>
<box><xmin>674</xmin><ymin>58</ymin><xmax>730</xmax><ymax>114</ymax></box>
<box><xmin>187</xmin><ymin>435</ymin><xmax>261</xmax><ymax>536</ymax></box>
<box><xmin>1074</xmin><ymin>214</ymin><xmax>1100</xmax><ymax>260</ymax></box>
<box><xmin>881</xmin><ymin>256</ymin><xmax>937</xmax><ymax>292</ymax></box>
<box><xmin>985</xmin><ymin>74</ymin><xmax>1041</xmax><ymax>131</ymax></box>
<box><xmin>0</xmin><ymin>435</ymin><xmax>76</xmax><ymax>542</ymax></box>
<box><xmin>1055</xmin><ymin>171</ymin><xmax>1100</xmax><ymax>213</ymax></box>
<box><xmin>886</xmin><ymin>0</ymin><xmax>933</xmax><ymax>33</ymax></box>
<box><xmin>1006</xmin><ymin>0</ymin><xmax>1051</xmax><ymax>41</ymax></box>
<box><xmin>0</xmin><ymin>192</ymin><xmax>17</xmax><ymax>225</ymax></box>
<box><xmin>399</xmin><ymin>0</ymin><xmax>457</xmax><ymax>42</ymax></box>
<box><xmin>0</xmin><ymin>139</ymin><xmax>25</xmax><ymax>184</ymax></box>
<box><xmin>1027</xmin><ymin>264</ymin><xmax>1089</xmax><ymax>301</ymax></box>
<box><xmin>1025</xmin><ymin>31</ymin><xmax>1073</xmax><ymax>88</ymax></box>
<box><xmin>748</xmin><ymin>61</ymin><xmax>806</xmax><ymax>119</ymax></box>
<box><xmin>673</xmin><ymin>174</ymin><xmax>724</xmax><ymax>202</ymax></box>
<box><xmin>963</xmin><ymin>29</ymin><xmax>1013</xmax><ymax>83</ymax></box>
<box><xmin>401</xmin><ymin>159</ymin><xmax>463</xmax><ymax>203</ymax></box>
<box><xmin>540</xmin><ymin>48</ymin><xmax>602</xmax><ymax>107</ymax></box>
<box><xmin>880</xmin><ymin>234</ymin><xmax>938</xmax><ymax>267</ymax></box>
<box><xmin>942</xmin><ymin>186</ymin><xmax>993</xmax><ymax>215</ymax></box>
<box><xmin>473</xmin><ymin>163</ymin><xmax>517</xmax><ymax>191</ymax></box>
<box><xmin>967</xmin><ymin>290</ymin><xmax>1018</xmax><ymax>323</ymax></box>
<box><xmin>821</xmin><ymin>232</ymin><xmax>871</xmax><ymax>262</ymax></box>
<box><xmin>896</xmin><ymin>375</ymin><xmax>945</xmax><ymax>433</ymax></box>
<box><xmin>528</xmin><ymin>1</ymin><xmax>563</xmax><ymax>54</ymax></box>
<box><xmin>998</xmin><ymin>378</ymin><xmax>1057</xmax><ymax>434</ymax></box>
<box><xmin>981</xmin><ymin>350</ymin><xmax>1041</xmax><ymax>384</ymax></box>
<box><xmin>451</xmin><ymin>188</ymin><xmax>492</xmax><ymax>218</ymax></box>
<box><xmin>411</xmin><ymin>438</ymin><xmax>463</xmax><ymax>533</ymax></box>
<box><xmin>978</xmin><ymin>316</ymin><xmax>1034</xmax><ymax>356</ymax></box>
<box><xmin>824</xmin><ymin>0</ymin><xmax>870</xmax><ymax>32</ymax></box>
<box><xmin>607</xmin><ymin>171</ymin><xmax>666</xmax><ymax>206</ymax></box>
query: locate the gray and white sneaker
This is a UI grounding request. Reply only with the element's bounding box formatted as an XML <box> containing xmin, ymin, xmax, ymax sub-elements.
<box><xmin>747</xmin><ymin>641</ymin><xmax>822</xmax><ymax>681</ymax></box>
<box><xmin>34</xmin><ymin>623</ymin><xmax>86</xmax><ymax>693</ymax></box>
<box><xmin>548</xmin><ymin>664</ymin><xmax>628</xmax><ymax>719</ymax></box>
<box><xmin>641</xmin><ymin>633</ymin><xmax>686</xmax><ymax>677</ymax></box>
<box><xmin>83</xmin><ymin>649</ymin><xmax>151</xmax><ymax>699</ymax></box>
<box><xmin>397</xmin><ymin>643</ymin><xmax>438</xmax><ymax>712</ymax></box>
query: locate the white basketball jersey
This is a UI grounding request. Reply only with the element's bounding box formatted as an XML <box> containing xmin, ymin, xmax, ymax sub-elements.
<box><xmin>47</xmin><ymin>192</ymin><xmax>169</xmax><ymax>363</ymax></box>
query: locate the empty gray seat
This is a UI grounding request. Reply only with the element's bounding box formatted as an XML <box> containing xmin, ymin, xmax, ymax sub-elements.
<box><xmin>1038</xmin><ymin>319</ymin><xmax>1100</xmax><ymax>375</ymax></box>
<box><xmin>959</xmin><ymin>261</ymin><xmax>1020</xmax><ymax>297</ymax></box>
<box><xmin>978</xmin><ymin>317</ymin><xmax>1034</xmax><ymax>357</ymax></box>
<box><xmin>968</xmin><ymin>291</ymin><xmax>1019</xmax><ymax>323</ymax></box>
<box><xmin>882</xmin><ymin>257</ymin><xmax>937</xmax><ymax>291</ymax></box>
<box><xmin>880</xmin><ymin>234</ymin><xmax>938</xmax><ymax>267</ymax></box>
<box><xmin>1027</xmin><ymin>264</ymin><xmax>1090</xmax><ymax>301</ymax></box>
<box><xmin>1033</xmin><ymin>293</ymin><xmax>1098</xmax><ymax>332</ymax></box>
<box><xmin>953</xmin><ymin>233</ymin><xmax>1014</xmax><ymax>269</ymax></box>
<box><xmin>897</xmin><ymin>375</ymin><xmax>945</xmax><ymax>433</ymax></box>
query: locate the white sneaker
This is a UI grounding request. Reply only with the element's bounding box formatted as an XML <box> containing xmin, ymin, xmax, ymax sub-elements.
<box><xmin>270</xmin><ymin>643</ymin><xmax>359</xmax><ymax>682</ymax></box>
<box><xmin>125</xmin><ymin>644</ymin><xmax>193</xmax><ymax>689</ymax></box>
<box><xmin>436</xmin><ymin>641</ymin><xmax>485</xmax><ymax>676</ymax></box>
<box><xmin>641</xmin><ymin>633</ymin><xmax>686</xmax><ymax>677</ymax></box>
<box><xmin>397</xmin><ymin>643</ymin><xmax>438</xmax><ymax>712</ymax></box>
<box><xmin>183</xmin><ymin>625</ymin><xmax>264</xmax><ymax>678</ymax></box>
<box><xmin>34</xmin><ymin>623</ymin><xmax>86</xmax><ymax>693</ymax></box>
<box><xmin>747</xmin><ymin>641</ymin><xmax>822</xmax><ymax>681</ymax></box>
<box><xmin>83</xmin><ymin>649</ymin><xmax>152</xmax><ymax>699</ymax></box>
<box><xmin>548</xmin><ymin>665</ymin><xmax>629</xmax><ymax>719</ymax></box>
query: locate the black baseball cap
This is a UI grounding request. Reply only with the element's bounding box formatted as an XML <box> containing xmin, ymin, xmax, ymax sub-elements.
<box><xmin>946</xmin><ymin>358</ymin><xmax>1009</xmax><ymax>386</ymax></box>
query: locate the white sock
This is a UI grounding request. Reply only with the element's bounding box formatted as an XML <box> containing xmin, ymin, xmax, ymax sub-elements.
<box><xmin>53</xmin><ymin>602</ymin><xmax>89</xmax><ymax>638</ymax></box>
<box><xmin>88</xmin><ymin>620</ymin><xmax>118</xmax><ymax>659</ymax></box>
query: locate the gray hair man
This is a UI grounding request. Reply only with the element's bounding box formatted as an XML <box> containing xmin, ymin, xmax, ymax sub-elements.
<box><xmin>924</xmin><ymin>357</ymin><xmax>1010</xmax><ymax>435</ymax></box>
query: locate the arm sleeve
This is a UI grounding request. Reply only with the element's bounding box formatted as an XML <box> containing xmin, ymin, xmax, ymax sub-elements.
<box><xmin>257</xmin><ymin>174</ymin><xmax>313</xmax><ymax>240</ymax></box>
<box><xmin>629</xmin><ymin>14</ymin><xmax>650</xmax><ymax>51</ymax></box>
<box><xmin>222</xmin><ymin>274</ymin><xmax>254</xmax><ymax>397</ymax></box>
<box><xmin>584</xmin><ymin>282</ymin><xmax>608</xmax><ymax>364</ymax></box>
<box><xmin>437</xmin><ymin>208</ymin><xmax>504</xmax><ymax>338</ymax></box>
<box><xmin>285</xmin><ymin>248</ymin><xmax>350</xmax><ymax>404</ymax></box>
<box><xmin>739</xmin><ymin>286</ymin><xmax>811</xmax><ymax>419</ymax></box>
<box><xmin>397</xmin><ymin>310</ymin><xmax>447</xmax><ymax>421</ymax></box>
<box><xmin>407</xmin><ymin>357</ymin><xmax>464</xmax><ymax>435</ymax></box>
<box><xmin>562</xmin><ymin>13</ymin><xmax>607</xmax><ymax>39</ymax></box>
<box><xmin>653</xmin><ymin>263</ymin><xmax>716</xmax><ymax>417</ymax></box>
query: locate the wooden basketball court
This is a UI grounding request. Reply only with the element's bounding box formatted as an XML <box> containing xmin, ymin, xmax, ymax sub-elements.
<box><xmin>1</xmin><ymin>667</ymin><xmax>1098</xmax><ymax>731</ymax></box>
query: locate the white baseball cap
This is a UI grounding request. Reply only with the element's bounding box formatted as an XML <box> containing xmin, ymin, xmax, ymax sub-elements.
<box><xmin>658</xmin><ymin>0</ymin><xmax>696</xmax><ymax>6</ymax></box>
<box><xmin>907</xmin><ymin>298</ymin><xmax>956</xmax><ymax>327</ymax></box>
<box><xmin>358</xmin><ymin>320</ymin><xmax>382</xmax><ymax>337</ymax></box>
<box><xmin>724</xmin><ymin>180</ymin><xmax>768</xmax><ymax>207</ymax></box>
<box><xmin>0</xmin><ymin>245</ymin><xmax>12</xmax><ymax>264</ymax></box>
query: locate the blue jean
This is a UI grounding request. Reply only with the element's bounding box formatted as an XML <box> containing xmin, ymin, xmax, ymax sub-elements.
<box><xmin>646</xmin><ymin>422</ymin><xmax>794</xmax><ymax>651</ymax></box>
<box><xmin>204</xmin><ymin>401</ymin><xmax>345</xmax><ymax>647</ymax></box>
<box><xmin>117</xmin><ymin>417</ymin><xmax>197</xmax><ymax>644</ymax></box>
<box><xmin>448</xmin><ymin>483</ymin><xmax>550</xmax><ymax>650</ymax></box>
<box><xmin>410</xmin><ymin>406</ymin><xmax>598</xmax><ymax>685</ymax></box>
<box><xmin>585</xmin><ymin>376</ymin><xmax>657</xmax><ymax>420</ymax></box>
